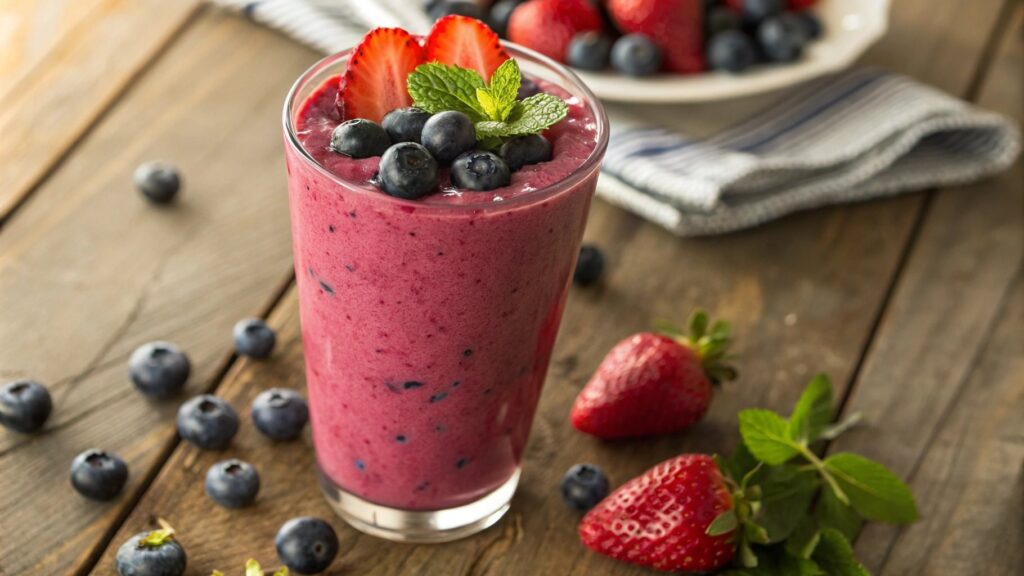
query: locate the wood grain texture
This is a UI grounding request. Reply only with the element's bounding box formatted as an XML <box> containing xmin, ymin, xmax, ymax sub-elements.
<box><xmin>85</xmin><ymin>2</ymin><xmax>1012</xmax><ymax>572</ymax></box>
<box><xmin>0</xmin><ymin>0</ymin><xmax>201</xmax><ymax>221</ymax></box>
<box><xmin>829</xmin><ymin>5</ymin><xmax>1024</xmax><ymax>572</ymax></box>
<box><xmin>0</xmin><ymin>12</ymin><xmax>317</xmax><ymax>575</ymax></box>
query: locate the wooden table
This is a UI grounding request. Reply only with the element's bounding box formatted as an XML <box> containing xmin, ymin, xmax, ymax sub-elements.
<box><xmin>1</xmin><ymin>1</ymin><xmax>1020</xmax><ymax>574</ymax></box>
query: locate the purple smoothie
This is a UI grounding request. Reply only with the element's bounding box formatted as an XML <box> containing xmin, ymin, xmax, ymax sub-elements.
<box><xmin>285</xmin><ymin>68</ymin><xmax>601</xmax><ymax>511</ymax></box>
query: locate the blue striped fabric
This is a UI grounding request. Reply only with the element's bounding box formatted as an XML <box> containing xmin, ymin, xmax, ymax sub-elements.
<box><xmin>218</xmin><ymin>0</ymin><xmax>1021</xmax><ymax>236</ymax></box>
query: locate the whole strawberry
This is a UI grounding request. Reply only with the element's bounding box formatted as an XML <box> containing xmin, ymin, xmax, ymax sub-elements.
<box><xmin>508</xmin><ymin>0</ymin><xmax>603</xmax><ymax>63</ymax></box>
<box><xmin>607</xmin><ymin>0</ymin><xmax>706</xmax><ymax>73</ymax></box>
<box><xmin>579</xmin><ymin>454</ymin><xmax>736</xmax><ymax>572</ymax></box>
<box><xmin>571</xmin><ymin>310</ymin><xmax>735</xmax><ymax>439</ymax></box>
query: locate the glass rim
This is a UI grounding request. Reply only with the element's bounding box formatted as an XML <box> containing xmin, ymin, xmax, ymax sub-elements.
<box><xmin>282</xmin><ymin>40</ymin><xmax>610</xmax><ymax>213</ymax></box>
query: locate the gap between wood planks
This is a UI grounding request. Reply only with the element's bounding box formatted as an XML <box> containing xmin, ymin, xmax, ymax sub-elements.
<box><xmin>828</xmin><ymin>0</ymin><xmax>1021</xmax><ymax>425</ymax></box>
<box><xmin>0</xmin><ymin>2</ymin><xmax>206</xmax><ymax>232</ymax></box>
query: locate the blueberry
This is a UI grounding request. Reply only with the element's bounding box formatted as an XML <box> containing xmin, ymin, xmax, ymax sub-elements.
<box><xmin>421</xmin><ymin>111</ymin><xmax>476</xmax><ymax>164</ymax></box>
<box><xmin>129</xmin><ymin>342</ymin><xmax>191</xmax><ymax>400</ymax></box>
<box><xmin>115</xmin><ymin>530</ymin><xmax>187</xmax><ymax>576</ymax></box>
<box><xmin>70</xmin><ymin>449</ymin><xmax>129</xmax><ymax>501</ymax></box>
<box><xmin>794</xmin><ymin>10</ymin><xmax>824</xmax><ymax>40</ymax></box>
<box><xmin>0</xmin><ymin>379</ymin><xmax>52</xmax><ymax>433</ymax></box>
<box><xmin>499</xmin><ymin>134</ymin><xmax>552</xmax><ymax>171</ymax></box>
<box><xmin>134</xmin><ymin>162</ymin><xmax>181</xmax><ymax>204</ymax></box>
<box><xmin>428</xmin><ymin>0</ymin><xmax>484</xmax><ymax>21</ymax></box>
<box><xmin>489</xmin><ymin>0</ymin><xmax>524</xmax><ymax>38</ymax></box>
<box><xmin>517</xmin><ymin>77</ymin><xmax>542</xmax><ymax>100</ymax></box>
<box><xmin>205</xmin><ymin>459</ymin><xmax>260</xmax><ymax>508</ymax></box>
<box><xmin>567</xmin><ymin>32</ymin><xmax>612</xmax><ymax>71</ymax></box>
<box><xmin>330</xmin><ymin>118</ymin><xmax>390</xmax><ymax>158</ymax></box>
<box><xmin>451</xmin><ymin>151</ymin><xmax>511</xmax><ymax>191</ymax></box>
<box><xmin>742</xmin><ymin>0</ymin><xmax>784</xmax><ymax>26</ymax></box>
<box><xmin>611</xmin><ymin>34</ymin><xmax>663</xmax><ymax>77</ymax></box>
<box><xmin>560</xmin><ymin>463</ymin><xmax>609</xmax><ymax>511</ymax></box>
<box><xmin>707</xmin><ymin>5</ymin><xmax>740</xmax><ymax>35</ymax></box>
<box><xmin>382</xmin><ymin>107</ymin><xmax>432</xmax><ymax>144</ymax></box>
<box><xmin>757</xmin><ymin>14</ymin><xmax>807</xmax><ymax>63</ymax></box>
<box><xmin>176</xmin><ymin>395</ymin><xmax>239</xmax><ymax>450</ymax></box>
<box><xmin>251</xmin><ymin>388</ymin><xmax>309</xmax><ymax>441</ymax></box>
<box><xmin>378</xmin><ymin>142</ymin><xmax>439</xmax><ymax>200</ymax></box>
<box><xmin>233</xmin><ymin>318</ymin><xmax>276</xmax><ymax>359</ymax></box>
<box><xmin>708</xmin><ymin>30</ymin><xmax>758</xmax><ymax>73</ymax></box>
<box><xmin>276</xmin><ymin>517</ymin><xmax>339</xmax><ymax>575</ymax></box>
<box><xmin>573</xmin><ymin>244</ymin><xmax>605</xmax><ymax>286</ymax></box>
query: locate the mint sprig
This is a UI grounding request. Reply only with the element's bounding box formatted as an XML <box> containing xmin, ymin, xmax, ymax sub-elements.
<box><xmin>407</xmin><ymin>59</ymin><xmax>567</xmax><ymax>140</ymax></box>
<box><xmin>712</xmin><ymin>374</ymin><xmax>918</xmax><ymax>574</ymax></box>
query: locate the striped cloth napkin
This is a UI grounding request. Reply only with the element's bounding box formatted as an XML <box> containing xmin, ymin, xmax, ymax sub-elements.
<box><xmin>219</xmin><ymin>0</ymin><xmax>1021</xmax><ymax>236</ymax></box>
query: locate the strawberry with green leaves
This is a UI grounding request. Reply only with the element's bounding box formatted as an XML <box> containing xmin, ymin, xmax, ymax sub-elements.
<box><xmin>570</xmin><ymin>310</ymin><xmax>737</xmax><ymax>439</ymax></box>
<box><xmin>578</xmin><ymin>375</ymin><xmax>920</xmax><ymax>574</ymax></box>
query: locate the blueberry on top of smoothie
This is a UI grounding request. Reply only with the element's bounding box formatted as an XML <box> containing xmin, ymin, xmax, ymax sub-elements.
<box><xmin>382</xmin><ymin>107</ymin><xmax>432</xmax><ymax>144</ymax></box>
<box><xmin>330</xmin><ymin>118</ymin><xmax>391</xmax><ymax>158</ymax></box>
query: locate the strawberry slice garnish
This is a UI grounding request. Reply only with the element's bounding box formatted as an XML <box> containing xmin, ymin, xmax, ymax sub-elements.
<box><xmin>341</xmin><ymin>28</ymin><xmax>426</xmax><ymax>123</ymax></box>
<box><xmin>424</xmin><ymin>15</ymin><xmax>509</xmax><ymax>81</ymax></box>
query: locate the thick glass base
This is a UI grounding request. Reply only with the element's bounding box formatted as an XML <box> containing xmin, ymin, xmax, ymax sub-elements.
<box><xmin>319</xmin><ymin>468</ymin><xmax>520</xmax><ymax>543</ymax></box>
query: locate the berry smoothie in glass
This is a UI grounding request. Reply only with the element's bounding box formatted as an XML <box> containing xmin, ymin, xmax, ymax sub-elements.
<box><xmin>282</xmin><ymin>17</ymin><xmax>608</xmax><ymax>542</ymax></box>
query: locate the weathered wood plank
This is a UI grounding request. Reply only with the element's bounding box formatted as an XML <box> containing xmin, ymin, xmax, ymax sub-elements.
<box><xmin>0</xmin><ymin>12</ymin><xmax>318</xmax><ymax>575</ymax></box>
<box><xmin>0</xmin><ymin>0</ymin><xmax>202</xmax><ymax>221</ymax></box>
<box><xmin>829</xmin><ymin>4</ymin><xmax>1024</xmax><ymax>571</ymax></box>
<box><xmin>85</xmin><ymin>1</ymin><xmax>1012</xmax><ymax>572</ymax></box>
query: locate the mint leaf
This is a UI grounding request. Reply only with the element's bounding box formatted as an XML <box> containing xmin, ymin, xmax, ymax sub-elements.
<box><xmin>785</xmin><ymin>517</ymin><xmax>821</xmax><ymax>559</ymax></box>
<box><xmin>407</xmin><ymin>63</ymin><xmax>486</xmax><ymax>120</ymax></box>
<box><xmin>707</xmin><ymin>510</ymin><xmax>738</xmax><ymax>536</ymax></box>
<box><xmin>780</xmin><ymin>550</ymin><xmax>826</xmax><ymax>576</ymax></box>
<box><xmin>757</xmin><ymin>465</ymin><xmax>819</xmax><ymax>542</ymax></box>
<box><xmin>739</xmin><ymin>409</ymin><xmax>800</xmax><ymax>465</ymax></box>
<box><xmin>726</xmin><ymin>441</ymin><xmax>761</xmax><ymax>481</ymax></box>
<box><xmin>811</xmin><ymin>528</ymin><xmax>870</xmax><ymax>576</ymax></box>
<box><xmin>824</xmin><ymin>453</ymin><xmax>918</xmax><ymax>524</ymax></box>
<box><xmin>816</xmin><ymin>482</ymin><xmax>864</xmax><ymax>541</ymax></box>
<box><xmin>486</xmin><ymin>58</ymin><xmax>520</xmax><ymax>120</ymax></box>
<box><xmin>475</xmin><ymin>93</ymin><xmax>568</xmax><ymax>139</ymax></box>
<box><xmin>788</xmin><ymin>374</ymin><xmax>834</xmax><ymax>443</ymax></box>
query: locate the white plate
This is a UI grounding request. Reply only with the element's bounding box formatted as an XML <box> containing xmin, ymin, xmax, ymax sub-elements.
<box><xmin>575</xmin><ymin>0</ymin><xmax>890</xmax><ymax>103</ymax></box>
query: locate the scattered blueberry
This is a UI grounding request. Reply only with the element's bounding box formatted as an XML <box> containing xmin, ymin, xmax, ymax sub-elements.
<box><xmin>517</xmin><ymin>77</ymin><xmax>542</xmax><ymax>100</ymax></box>
<box><xmin>421</xmin><ymin>111</ymin><xmax>476</xmax><ymax>164</ymax></box>
<box><xmin>489</xmin><ymin>0</ymin><xmax>523</xmax><ymax>38</ymax></box>
<box><xmin>757</xmin><ymin>14</ymin><xmax>807</xmax><ymax>63</ymax></box>
<box><xmin>611</xmin><ymin>34</ymin><xmax>663</xmax><ymax>77</ymax></box>
<box><xmin>794</xmin><ymin>10</ymin><xmax>824</xmax><ymax>40</ymax></box>
<box><xmin>176</xmin><ymin>394</ymin><xmax>239</xmax><ymax>450</ymax></box>
<box><xmin>428</xmin><ymin>0</ymin><xmax>484</xmax><ymax>21</ymax></box>
<box><xmin>742</xmin><ymin>0</ymin><xmax>784</xmax><ymax>26</ymax></box>
<box><xmin>70</xmin><ymin>449</ymin><xmax>129</xmax><ymax>501</ymax></box>
<box><xmin>499</xmin><ymin>134</ymin><xmax>553</xmax><ymax>171</ymax></box>
<box><xmin>451</xmin><ymin>151</ymin><xmax>511</xmax><ymax>191</ymax></box>
<box><xmin>115</xmin><ymin>530</ymin><xmax>187</xmax><ymax>576</ymax></box>
<box><xmin>378</xmin><ymin>142</ymin><xmax>439</xmax><ymax>200</ymax></box>
<box><xmin>251</xmin><ymin>388</ymin><xmax>309</xmax><ymax>441</ymax></box>
<box><xmin>708</xmin><ymin>30</ymin><xmax>758</xmax><ymax>73</ymax></box>
<box><xmin>382</xmin><ymin>107</ymin><xmax>432</xmax><ymax>144</ymax></box>
<box><xmin>233</xmin><ymin>318</ymin><xmax>277</xmax><ymax>359</ymax></box>
<box><xmin>129</xmin><ymin>342</ymin><xmax>191</xmax><ymax>399</ymax></box>
<box><xmin>707</xmin><ymin>5</ymin><xmax>740</xmax><ymax>35</ymax></box>
<box><xmin>567</xmin><ymin>31</ymin><xmax>613</xmax><ymax>71</ymax></box>
<box><xmin>205</xmin><ymin>459</ymin><xmax>260</xmax><ymax>508</ymax></box>
<box><xmin>134</xmin><ymin>162</ymin><xmax>181</xmax><ymax>205</ymax></box>
<box><xmin>275</xmin><ymin>517</ymin><xmax>339</xmax><ymax>575</ymax></box>
<box><xmin>0</xmin><ymin>379</ymin><xmax>52</xmax><ymax>433</ymax></box>
<box><xmin>574</xmin><ymin>244</ymin><xmax>605</xmax><ymax>286</ymax></box>
<box><xmin>560</xmin><ymin>463</ymin><xmax>610</xmax><ymax>511</ymax></box>
<box><xmin>330</xmin><ymin>118</ymin><xmax>391</xmax><ymax>158</ymax></box>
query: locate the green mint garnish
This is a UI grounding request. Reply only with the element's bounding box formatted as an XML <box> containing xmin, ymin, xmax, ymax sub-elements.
<box><xmin>138</xmin><ymin>528</ymin><xmax>175</xmax><ymax>549</ymax></box>
<box><xmin>407</xmin><ymin>59</ymin><xmax>567</xmax><ymax>140</ymax></box>
<box><xmin>710</xmin><ymin>374</ymin><xmax>917</xmax><ymax>573</ymax></box>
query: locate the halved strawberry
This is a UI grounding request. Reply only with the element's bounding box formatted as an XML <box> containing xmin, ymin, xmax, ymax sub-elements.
<box><xmin>341</xmin><ymin>28</ymin><xmax>426</xmax><ymax>123</ymax></box>
<box><xmin>424</xmin><ymin>15</ymin><xmax>510</xmax><ymax>81</ymax></box>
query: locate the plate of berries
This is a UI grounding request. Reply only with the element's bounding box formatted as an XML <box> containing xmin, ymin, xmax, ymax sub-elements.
<box><xmin>431</xmin><ymin>0</ymin><xmax>890</xmax><ymax>103</ymax></box>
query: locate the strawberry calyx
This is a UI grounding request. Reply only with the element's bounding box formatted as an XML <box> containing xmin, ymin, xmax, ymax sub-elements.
<box><xmin>656</xmin><ymin>309</ymin><xmax>737</xmax><ymax>385</ymax></box>
<box><xmin>709</xmin><ymin>456</ymin><xmax>772</xmax><ymax>568</ymax></box>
